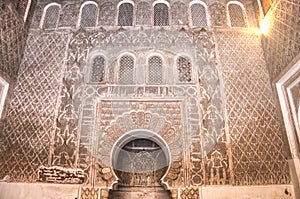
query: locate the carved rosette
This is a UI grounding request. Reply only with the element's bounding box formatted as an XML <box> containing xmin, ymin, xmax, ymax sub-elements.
<box><xmin>95</xmin><ymin>104</ymin><xmax>184</xmax><ymax>187</ymax></box>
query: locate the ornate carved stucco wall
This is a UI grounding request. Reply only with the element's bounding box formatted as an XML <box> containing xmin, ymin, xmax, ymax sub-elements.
<box><xmin>260</xmin><ymin>0</ymin><xmax>300</xmax><ymax>196</ymax></box>
<box><xmin>0</xmin><ymin>0</ymin><xmax>294</xmax><ymax>198</ymax></box>
<box><xmin>261</xmin><ymin>0</ymin><xmax>300</xmax><ymax>81</ymax></box>
<box><xmin>214</xmin><ymin>30</ymin><xmax>290</xmax><ymax>185</ymax></box>
<box><xmin>0</xmin><ymin>2</ymin><xmax>28</xmax><ymax>138</ymax></box>
<box><xmin>0</xmin><ymin>4</ymin><xmax>26</xmax><ymax>81</ymax></box>
<box><xmin>0</xmin><ymin>32</ymin><xmax>69</xmax><ymax>181</ymax></box>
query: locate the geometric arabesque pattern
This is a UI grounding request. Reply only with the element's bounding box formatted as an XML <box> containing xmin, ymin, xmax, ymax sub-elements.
<box><xmin>177</xmin><ymin>56</ymin><xmax>192</xmax><ymax>82</ymax></box>
<box><xmin>58</xmin><ymin>3</ymin><xmax>78</xmax><ymax>28</ymax></box>
<box><xmin>136</xmin><ymin>1</ymin><xmax>151</xmax><ymax>25</ymax></box>
<box><xmin>215</xmin><ymin>31</ymin><xmax>291</xmax><ymax>185</ymax></box>
<box><xmin>180</xmin><ymin>188</ymin><xmax>199</xmax><ymax>199</ymax></box>
<box><xmin>90</xmin><ymin>56</ymin><xmax>105</xmax><ymax>83</ymax></box>
<box><xmin>71</xmin><ymin>29</ymin><xmax>226</xmax><ymax>188</ymax></box>
<box><xmin>0</xmin><ymin>32</ymin><xmax>69</xmax><ymax>182</ymax></box>
<box><xmin>0</xmin><ymin>6</ymin><xmax>25</xmax><ymax>79</ymax></box>
<box><xmin>16</xmin><ymin>0</ymin><xmax>30</xmax><ymax>19</ymax></box>
<box><xmin>262</xmin><ymin>0</ymin><xmax>300</xmax><ymax>81</ymax></box>
<box><xmin>171</xmin><ymin>2</ymin><xmax>188</xmax><ymax>26</ymax></box>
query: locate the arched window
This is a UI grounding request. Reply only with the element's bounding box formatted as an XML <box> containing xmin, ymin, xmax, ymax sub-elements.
<box><xmin>79</xmin><ymin>2</ymin><xmax>98</xmax><ymax>28</ymax></box>
<box><xmin>41</xmin><ymin>4</ymin><xmax>60</xmax><ymax>29</ymax></box>
<box><xmin>154</xmin><ymin>2</ymin><xmax>169</xmax><ymax>26</ymax></box>
<box><xmin>227</xmin><ymin>2</ymin><xmax>248</xmax><ymax>27</ymax></box>
<box><xmin>190</xmin><ymin>2</ymin><xmax>208</xmax><ymax>27</ymax></box>
<box><xmin>148</xmin><ymin>56</ymin><xmax>163</xmax><ymax>84</ymax></box>
<box><xmin>177</xmin><ymin>56</ymin><xmax>192</xmax><ymax>82</ymax></box>
<box><xmin>119</xmin><ymin>55</ymin><xmax>135</xmax><ymax>84</ymax></box>
<box><xmin>118</xmin><ymin>2</ymin><xmax>134</xmax><ymax>26</ymax></box>
<box><xmin>90</xmin><ymin>56</ymin><xmax>105</xmax><ymax>83</ymax></box>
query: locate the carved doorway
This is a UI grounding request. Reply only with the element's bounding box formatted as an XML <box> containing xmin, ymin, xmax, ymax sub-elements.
<box><xmin>115</xmin><ymin>138</ymin><xmax>168</xmax><ymax>187</ymax></box>
<box><xmin>110</xmin><ymin>130</ymin><xmax>171</xmax><ymax>198</ymax></box>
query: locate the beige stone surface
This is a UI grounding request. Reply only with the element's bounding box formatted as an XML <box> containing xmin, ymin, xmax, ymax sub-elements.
<box><xmin>0</xmin><ymin>0</ymin><xmax>299</xmax><ymax>198</ymax></box>
<box><xmin>201</xmin><ymin>185</ymin><xmax>295</xmax><ymax>199</ymax></box>
<box><xmin>0</xmin><ymin>183</ymin><xmax>79</xmax><ymax>199</ymax></box>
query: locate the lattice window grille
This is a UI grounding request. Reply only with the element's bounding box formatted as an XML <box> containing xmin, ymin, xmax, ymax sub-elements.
<box><xmin>154</xmin><ymin>3</ymin><xmax>169</xmax><ymax>26</ymax></box>
<box><xmin>118</xmin><ymin>3</ymin><xmax>134</xmax><ymax>26</ymax></box>
<box><xmin>177</xmin><ymin>56</ymin><xmax>192</xmax><ymax>82</ymax></box>
<box><xmin>90</xmin><ymin>56</ymin><xmax>105</xmax><ymax>83</ymax></box>
<box><xmin>191</xmin><ymin>3</ymin><xmax>208</xmax><ymax>27</ymax></box>
<box><xmin>80</xmin><ymin>3</ymin><xmax>98</xmax><ymax>28</ymax></box>
<box><xmin>119</xmin><ymin>55</ymin><xmax>135</xmax><ymax>84</ymax></box>
<box><xmin>42</xmin><ymin>4</ymin><xmax>60</xmax><ymax>29</ymax></box>
<box><xmin>228</xmin><ymin>3</ymin><xmax>247</xmax><ymax>27</ymax></box>
<box><xmin>148</xmin><ymin>56</ymin><xmax>163</xmax><ymax>84</ymax></box>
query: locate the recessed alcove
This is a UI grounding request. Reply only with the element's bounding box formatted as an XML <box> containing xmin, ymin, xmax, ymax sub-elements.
<box><xmin>110</xmin><ymin>130</ymin><xmax>171</xmax><ymax>199</ymax></box>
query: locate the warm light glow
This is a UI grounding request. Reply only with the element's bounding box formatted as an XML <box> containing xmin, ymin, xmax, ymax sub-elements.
<box><xmin>260</xmin><ymin>16</ymin><xmax>270</xmax><ymax>35</ymax></box>
<box><xmin>254</xmin><ymin>28</ymin><xmax>262</xmax><ymax>35</ymax></box>
<box><xmin>251</xmin><ymin>15</ymin><xmax>272</xmax><ymax>35</ymax></box>
<box><xmin>248</xmin><ymin>27</ymin><xmax>262</xmax><ymax>35</ymax></box>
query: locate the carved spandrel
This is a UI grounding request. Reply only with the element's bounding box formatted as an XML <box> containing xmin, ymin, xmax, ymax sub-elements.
<box><xmin>171</xmin><ymin>2</ymin><xmax>188</xmax><ymax>26</ymax></box>
<box><xmin>58</xmin><ymin>3</ymin><xmax>79</xmax><ymax>28</ymax></box>
<box><xmin>136</xmin><ymin>1</ymin><xmax>151</xmax><ymax>26</ymax></box>
<box><xmin>209</xmin><ymin>3</ymin><xmax>227</xmax><ymax>27</ymax></box>
<box><xmin>99</xmin><ymin>2</ymin><xmax>116</xmax><ymax>26</ymax></box>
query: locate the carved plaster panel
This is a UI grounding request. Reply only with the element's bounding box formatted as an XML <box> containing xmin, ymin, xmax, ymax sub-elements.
<box><xmin>68</xmin><ymin>28</ymin><xmax>227</xmax><ymax>188</ymax></box>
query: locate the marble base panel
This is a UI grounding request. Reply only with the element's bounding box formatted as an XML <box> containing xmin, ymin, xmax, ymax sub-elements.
<box><xmin>0</xmin><ymin>182</ymin><xmax>79</xmax><ymax>199</ymax></box>
<box><xmin>200</xmin><ymin>185</ymin><xmax>295</xmax><ymax>199</ymax></box>
<box><xmin>0</xmin><ymin>183</ymin><xmax>295</xmax><ymax>199</ymax></box>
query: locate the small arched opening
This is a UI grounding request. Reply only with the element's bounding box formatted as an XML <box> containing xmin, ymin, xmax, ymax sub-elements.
<box><xmin>110</xmin><ymin>129</ymin><xmax>171</xmax><ymax>198</ymax></box>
